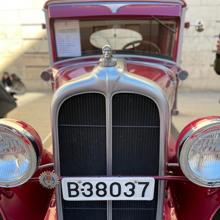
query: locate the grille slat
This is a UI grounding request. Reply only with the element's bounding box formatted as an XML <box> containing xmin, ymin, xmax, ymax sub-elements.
<box><xmin>58</xmin><ymin>126</ymin><xmax>106</xmax><ymax>176</ymax></box>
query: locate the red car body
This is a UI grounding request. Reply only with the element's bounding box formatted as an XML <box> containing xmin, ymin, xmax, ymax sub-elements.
<box><xmin>1</xmin><ymin>1</ymin><xmax>220</xmax><ymax>220</ymax></box>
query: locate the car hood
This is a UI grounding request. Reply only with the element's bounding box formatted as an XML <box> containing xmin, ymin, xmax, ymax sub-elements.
<box><xmin>50</xmin><ymin>55</ymin><xmax>180</xmax><ymax>90</ymax></box>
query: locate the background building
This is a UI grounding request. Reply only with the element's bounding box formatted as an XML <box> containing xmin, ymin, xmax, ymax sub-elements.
<box><xmin>0</xmin><ymin>0</ymin><xmax>49</xmax><ymax>91</ymax></box>
<box><xmin>0</xmin><ymin>0</ymin><xmax>220</xmax><ymax>91</ymax></box>
<box><xmin>181</xmin><ymin>0</ymin><xmax>220</xmax><ymax>91</ymax></box>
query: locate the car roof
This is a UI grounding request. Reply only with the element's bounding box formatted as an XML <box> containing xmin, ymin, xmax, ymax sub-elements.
<box><xmin>44</xmin><ymin>0</ymin><xmax>186</xmax><ymax>8</ymax></box>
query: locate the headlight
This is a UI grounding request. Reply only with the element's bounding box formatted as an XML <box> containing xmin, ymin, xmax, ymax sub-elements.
<box><xmin>178</xmin><ymin>117</ymin><xmax>220</xmax><ymax>187</ymax></box>
<box><xmin>0</xmin><ymin>119</ymin><xmax>42</xmax><ymax>188</ymax></box>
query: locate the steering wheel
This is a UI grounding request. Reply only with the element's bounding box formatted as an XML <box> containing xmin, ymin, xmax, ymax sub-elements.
<box><xmin>122</xmin><ymin>40</ymin><xmax>161</xmax><ymax>54</ymax></box>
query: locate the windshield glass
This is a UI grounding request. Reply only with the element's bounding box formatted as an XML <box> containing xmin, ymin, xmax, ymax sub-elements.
<box><xmin>54</xmin><ymin>19</ymin><xmax>177</xmax><ymax>60</ymax></box>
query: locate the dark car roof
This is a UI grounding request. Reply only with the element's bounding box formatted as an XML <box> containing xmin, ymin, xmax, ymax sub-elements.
<box><xmin>44</xmin><ymin>0</ymin><xmax>186</xmax><ymax>8</ymax></box>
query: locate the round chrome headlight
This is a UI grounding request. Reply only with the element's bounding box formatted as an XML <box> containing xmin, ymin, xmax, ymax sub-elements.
<box><xmin>178</xmin><ymin>117</ymin><xmax>220</xmax><ymax>187</ymax></box>
<box><xmin>0</xmin><ymin>120</ymin><xmax>41</xmax><ymax>187</ymax></box>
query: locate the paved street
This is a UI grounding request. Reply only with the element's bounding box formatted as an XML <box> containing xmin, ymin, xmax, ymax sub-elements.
<box><xmin>172</xmin><ymin>91</ymin><xmax>220</xmax><ymax>132</ymax></box>
<box><xmin>6</xmin><ymin>91</ymin><xmax>220</xmax><ymax>149</ymax></box>
<box><xmin>7</xmin><ymin>91</ymin><xmax>53</xmax><ymax>147</ymax></box>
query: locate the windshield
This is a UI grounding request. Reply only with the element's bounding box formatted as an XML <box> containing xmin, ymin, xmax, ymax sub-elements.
<box><xmin>54</xmin><ymin>19</ymin><xmax>177</xmax><ymax>60</ymax></box>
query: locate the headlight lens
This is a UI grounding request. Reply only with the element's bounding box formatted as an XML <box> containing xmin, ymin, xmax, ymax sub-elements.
<box><xmin>0</xmin><ymin>124</ymin><xmax>37</xmax><ymax>187</ymax></box>
<box><xmin>179</xmin><ymin>118</ymin><xmax>220</xmax><ymax>187</ymax></box>
<box><xmin>188</xmin><ymin>130</ymin><xmax>220</xmax><ymax>180</ymax></box>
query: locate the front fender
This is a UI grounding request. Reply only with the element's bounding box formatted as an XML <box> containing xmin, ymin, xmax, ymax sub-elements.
<box><xmin>0</xmin><ymin>150</ymin><xmax>54</xmax><ymax>220</ymax></box>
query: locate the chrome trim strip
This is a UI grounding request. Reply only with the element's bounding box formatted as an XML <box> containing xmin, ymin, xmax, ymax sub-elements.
<box><xmin>167</xmin><ymin>163</ymin><xmax>179</xmax><ymax>167</ymax></box>
<box><xmin>106</xmin><ymin>77</ymin><xmax>112</xmax><ymax>220</ymax></box>
<box><xmin>46</xmin><ymin>1</ymin><xmax>185</xmax><ymax>8</ymax></box>
<box><xmin>38</xmin><ymin>163</ymin><xmax>54</xmax><ymax>170</ymax></box>
<box><xmin>44</xmin><ymin>9</ymin><xmax>54</xmax><ymax>65</ymax></box>
<box><xmin>51</xmin><ymin>59</ymin><xmax>170</xmax><ymax>220</ymax></box>
<box><xmin>176</xmin><ymin>6</ymin><xmax>187</xmax><ymax>65</ymax></box>
<box><xmin>53</xmin><ymin>54</ymin><xmax>176</xmax><ymax>67</ymax></box>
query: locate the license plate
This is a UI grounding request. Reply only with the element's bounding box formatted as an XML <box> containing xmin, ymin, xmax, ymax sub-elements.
<box><xmin>62</xmin><ymin>177</ymin><xmax>155</xmax><ymax>201</ymax></box>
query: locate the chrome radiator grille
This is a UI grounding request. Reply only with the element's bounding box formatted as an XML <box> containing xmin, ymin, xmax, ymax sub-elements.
<box><xmin>112</xmin><ymin>93</ymin><xmax>159</xmax><ymax>220</ymax></box>
<box><xmin>58</xmin><ymin>93</ymin><xmax>160</xmax><ymax>220</ymax></box>
<box><xmin>58</xmin><ymin>94</ymin><xmax>107</xmax><ymax>219</ymax></box>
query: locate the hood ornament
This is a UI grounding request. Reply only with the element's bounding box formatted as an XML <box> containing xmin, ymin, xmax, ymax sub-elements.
<box><xmin>100</xmin><ymin>45</ymin><xmax>117</xmax><ymax>67</ymax></box>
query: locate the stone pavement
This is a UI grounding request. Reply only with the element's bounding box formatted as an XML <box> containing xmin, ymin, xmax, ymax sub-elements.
<box><xmin>7</xmin><ymin>91</ymin><xmax>53</xmax><ymax>146</ymax></box>
<box><xmin>172</xmin><ymin>91</ymin><xmax>220</xmax><ymax>132</ymax></box>
<box><xmin>5</xmin><ymin>91</ymin><xmax>220</xmax><ymax>148</ymax></box>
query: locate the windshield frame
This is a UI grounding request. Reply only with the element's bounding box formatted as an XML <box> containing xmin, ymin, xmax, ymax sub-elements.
<box><xmin>51</xmin><ymin>16</ymin><xmax>180</xmax><ymax>62</ymax></box>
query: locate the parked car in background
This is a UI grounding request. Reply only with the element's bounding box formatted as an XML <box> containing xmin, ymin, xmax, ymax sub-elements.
<box><xmin>1</xmin><ymin>0</ymin><xmax>220</xmax><ymax>219</ymax></box>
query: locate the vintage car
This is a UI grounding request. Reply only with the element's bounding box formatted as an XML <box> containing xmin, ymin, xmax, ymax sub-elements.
<box><xmin>1</xmin><ymin>0</ymin><xmax>220</xmax><ymax>219</ymax></box>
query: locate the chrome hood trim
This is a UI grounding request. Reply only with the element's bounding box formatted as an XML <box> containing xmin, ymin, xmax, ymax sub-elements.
<box><xmin>52</xmin><ymin>59</ymin><xmax>170</xmax><ymax>220</ymax></box>
<box><xmin>52</xmin><ymin>58</ymin><xmax>169</xmax><ymax>108</ymax></box>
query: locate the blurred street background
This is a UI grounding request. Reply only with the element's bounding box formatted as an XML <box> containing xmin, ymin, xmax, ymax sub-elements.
<box><xmin>6</xmin><ymin>91</ymin><xmax>220</xmax><ymax>147</ymax></box>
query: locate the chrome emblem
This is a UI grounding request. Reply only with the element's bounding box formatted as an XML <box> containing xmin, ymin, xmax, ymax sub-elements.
<box><xmin>39</xmin><ymin>171</ymin><xmax>59</xmax><ymax>189</ymax></box>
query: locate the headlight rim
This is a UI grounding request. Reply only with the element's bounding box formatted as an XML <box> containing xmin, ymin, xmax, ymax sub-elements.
<box><xmin>178</xmin><ymin>117</ymin><xmax>220</xmax><ymax>188</ymax></box>
<box><xmin>0</xmin><ymin>119</ymin><xmax>41</xmax><ymax>188</ymax></box>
